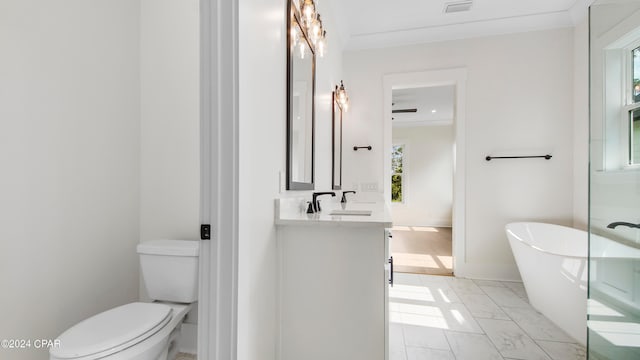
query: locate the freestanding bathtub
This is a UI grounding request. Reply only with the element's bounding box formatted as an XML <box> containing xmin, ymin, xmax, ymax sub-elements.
<box><xmin>505</xmin><ymin>222</ymin><xmax>588</xmax><ymax>345</ymax></box>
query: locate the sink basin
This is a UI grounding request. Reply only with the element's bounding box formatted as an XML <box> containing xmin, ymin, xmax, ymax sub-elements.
<box><xmin>328</xmin><ymin>210</ymin><xmax>372</xmax><ymax>216</ymax></box>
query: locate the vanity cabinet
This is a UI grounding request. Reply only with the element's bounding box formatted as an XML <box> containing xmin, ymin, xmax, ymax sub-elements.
<box><xmin>276</xmin><ymin>201</ymin><xmax>392</xmax><ymax>360</ymax></box>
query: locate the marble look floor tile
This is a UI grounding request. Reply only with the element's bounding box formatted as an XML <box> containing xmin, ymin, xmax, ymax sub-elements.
<box><xmin>444</xmin><ymin>331</ymin><xmax>504</xmax><ymax>360</ymax></box>
<box><xmin>421</xmin><ymin>282</ymin><xmax>462</xmax><ymax>304</ymax></box>
<box><xmin>458</xmin><ymin>292</ymin><xmax>511</xmax><ymax>320</ymax></box>
<box><xmin>392</xmin><ymin>275</ymin><xmax>583</xmax><ymax>360</ymax></box>
<box><xmin>395</xmin><ymin>273</ymin><xmax>424</xmax><ymax>286</ymax></box>
<box><xmin>390</xmin><ymin>322</ymin><xmax>406</xmax><ymax>353</ymax></box>
<box><xmin>437</xmin><ymin>303</ymin><xmax>484</xmax><ymax>333</ymax></box>
<box><xmin>390</xmin><ymin>311</ymin><xmax>405</xmax><ymax>324</ymax></box>
<box><xmin>536</xmin><ymin>341</ymin><xmax>586</xmax><ymax>360</ymax></box>
<box><xmin>480</xmin><ymin>285</ymin><xmax>531</xmax><ymax>308</ymax></box>
<box><xmin>501</xmin><ymin>306</ymin><xmax>575</xmax><ymax>343</ymax></box>
<box><xmin>174</xmin><ymin>353</ymin><xmax>196</xmax><ymax>360</ymax></box>
<box><xmin>391</xmin><ymin>301</ymin><xmax>450</xmax><ymax>317</ymax></box>
<box><xmin>502</xmin><ymin>282</ymin><xmax>528</xmax><ymax>300</ymax></box>
<box><xmin>474</xmin><ymin>279</ymin><xmax>506</xmax><ymax>287</ymax></box>
<box><xmin>477</xmin><ymin>318</ymin><xmax>551</xmax><ymax>360</ymax></box>
<box><xmin>403</xmin><ymin>324</ymin><xmax>450</xmax><ymax>350</ymax></box>
<box><xmin>420</xmin><ymin>274</ymin><xmax>451</xmax><ymax>284</ymax></box>
<box><xmin>390</xmin><ymin>289</ymin><xmax>437</xmax><ymax>303</ymax></box>
<box><xmin>446</xmin><ymin>277</ymin><xmax>485</xmax><ymax>295</ymax></box>
<box><xmin>399</xmin><ymin>303</ymin><xmax>484</xmax><ymax>334</ymax></box>
<box><xmin>392</xmin><ymin>283</ymin><xmax>433</xmax><ymax>294</ymax></box>
<box><xmin>390</xmin><ymin>348</ymin><xmax>408</xmax><ymax>360</ymax></box>
<box><xmin>406</xmin><ymin>347</ymin><xmax>455</xmax><ymax>360</ymax></box>
<box><xmin>400</xmin><ymin>312</ymin><xmax>450</xmax><ymax>330</ymax></box>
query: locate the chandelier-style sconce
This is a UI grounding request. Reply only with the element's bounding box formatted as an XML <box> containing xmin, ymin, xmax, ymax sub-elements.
<box><xmin>335</xmin><ymin>80</ymin><xmax>349</xmax><ymax>111</ymax></box>
<box><xmin>291</xmin><ymin>0</ymin><xmax>327</xmax><ymax>58</ymax></box>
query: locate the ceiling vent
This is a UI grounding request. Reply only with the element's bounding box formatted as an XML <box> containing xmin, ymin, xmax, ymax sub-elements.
<box><xmin>444</xmin><ymin>1</ymin><xmax>473</xmax><ymax>13</ymax></box>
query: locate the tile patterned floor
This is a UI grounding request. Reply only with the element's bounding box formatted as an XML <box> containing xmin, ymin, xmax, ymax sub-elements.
<box><xmin>390</xmin><ymin>273</ymin><xmax>586</xmax><ymax>360</ymax></box>
<box><xmin>175</xmin><ymin>352</ymin><xmax>196</xmax><ymax>360</ymax></box>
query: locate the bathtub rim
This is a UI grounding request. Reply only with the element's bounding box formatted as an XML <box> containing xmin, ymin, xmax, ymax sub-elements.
<box><xmin>505</xmin><ymin>222</ymin><xmax>587</xmax><ymax>260</ymax></box>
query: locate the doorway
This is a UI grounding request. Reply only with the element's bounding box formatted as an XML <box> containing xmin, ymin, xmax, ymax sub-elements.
<box><xmin>391</xmin><ymin>85</ymin><xmax>455</xmax><ymax>276</ymax></box>
<box><xmin>383</xmin><ymin>69</ymin><xmax>467</xmax><ymax>277</ymax></box>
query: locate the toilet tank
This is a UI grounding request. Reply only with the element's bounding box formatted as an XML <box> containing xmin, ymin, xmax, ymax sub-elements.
<box><xmin>137</xmin><ymin>240</ymin><xmax>199</xmax><ymax>303</ymax></box>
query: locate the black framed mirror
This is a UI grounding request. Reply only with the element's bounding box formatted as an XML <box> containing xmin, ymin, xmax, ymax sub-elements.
<box><xmin>332</xmin><ymin>90</ymin><xmax>342</xmax><ymax>190</ymax></box>
<box><xmin>286</xmin><ymin>0</ymin><xmax>315</xmax><ymax>190</ymax></box>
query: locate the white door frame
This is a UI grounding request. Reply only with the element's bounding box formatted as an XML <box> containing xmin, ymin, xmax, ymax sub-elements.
<box><xmin>199</xmin><ymin>0</ymin><xmax>239</xmax><ymax>359</ymax></box>
<box><xmin>383</xmin><ymin>69</ymin><xmax>468</xmax><ymax>276</ymax></box>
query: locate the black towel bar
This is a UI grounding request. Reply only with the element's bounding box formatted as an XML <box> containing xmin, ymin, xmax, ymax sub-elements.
<box><xmin>485</xmin><ymin>155</ymin><xmax>552</xmax><ymax>161</ymax></box>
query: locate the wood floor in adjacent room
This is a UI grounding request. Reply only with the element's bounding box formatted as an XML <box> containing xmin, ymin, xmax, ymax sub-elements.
<box><xmin>391</xmin><ymin>226</ymin><xmax>453</xmax><ymax>276</ymax></box>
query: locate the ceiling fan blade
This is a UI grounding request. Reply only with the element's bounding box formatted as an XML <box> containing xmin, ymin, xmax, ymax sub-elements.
<box><xmin>392</xmin><ymin>109</ymin><xmax>417</xmax><ymax>113</ymax></box>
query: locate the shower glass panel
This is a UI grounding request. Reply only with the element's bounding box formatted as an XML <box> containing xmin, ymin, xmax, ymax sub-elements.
<box><xmin>589</xmin><ymin>1</ymin><xmax>640</xmax><ymax>358</ymax></box>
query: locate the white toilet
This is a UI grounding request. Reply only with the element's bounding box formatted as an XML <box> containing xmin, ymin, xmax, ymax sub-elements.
<box><xmin>50</xmin><ymin>239</ymin><xmax>199</xmax><ymax>360</ymax></box>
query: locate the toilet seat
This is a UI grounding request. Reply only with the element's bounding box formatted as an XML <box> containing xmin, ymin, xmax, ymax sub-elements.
<box><xmin>50</xmin><ymin>302</ymin><xmax>172</xmax><ymax>360</ymax></box>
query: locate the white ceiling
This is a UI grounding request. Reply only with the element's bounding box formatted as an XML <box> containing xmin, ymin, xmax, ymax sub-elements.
<box><xmin>392</xmin><ymin>86</ymin><xmax>455</xmax><ymax>127</ymax></box>
<box><xmin>325</xmin><ymin>0</ymin><xmax>595</xmax><ymax>49</ymax></box>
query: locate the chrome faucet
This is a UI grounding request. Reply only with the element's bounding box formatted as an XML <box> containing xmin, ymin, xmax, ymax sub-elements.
<box><xmin>308</xmin><ymin>192</ymin><xmax>336</xmax><ymax>213</ymax></box>
<box><xmin>341</xmin><ymin>191</ymin><xmax>356</xmax><ymax>203</ymax></box>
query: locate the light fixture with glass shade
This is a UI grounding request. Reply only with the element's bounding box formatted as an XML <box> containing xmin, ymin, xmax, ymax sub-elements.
<box><xmin>300</xmin><ymin>0</ymin><xmax>316</xmax><ymax>29</ymax></box>
<box><xmin>290</xmin><ymin>19</ymin><xmax>300</xmax><ymax>50</ymax></box>
<box><xmin>316</xmin><ymin>30</ymin><xmax>327</xmax><ymax>57</ymax></box>
<box><xmin>336</xmin><ymin>80</ymin><xmax>349</xmax><ymax>111</ymax></box>
<box><xmin>290</xmin><ymin>0</ymin><xmax>326</xmax><ymax>59</ymax></box>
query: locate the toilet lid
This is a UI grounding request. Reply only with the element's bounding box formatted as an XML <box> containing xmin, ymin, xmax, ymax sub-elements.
<box><xmin>50</xmin><ymin>302</ymin><xmax>172</xmax><ymax>359</ymax></box>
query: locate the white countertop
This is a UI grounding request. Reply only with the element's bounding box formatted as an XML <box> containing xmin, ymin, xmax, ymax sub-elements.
<box><xmin>275</xmin><ymin>197</ymin><xmax>393</xmax><ymax>227</ymax></box>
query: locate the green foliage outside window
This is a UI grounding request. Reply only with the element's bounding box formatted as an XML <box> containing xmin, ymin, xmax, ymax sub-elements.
<box><xmin>631</xmin><ymin>47</ymin><xmax>640</xmax><ymax>164</ymax></box>
<box><xmin>391</xmin><ymin>145</ymin><xmax>404</xmax><ymax>202</ymax></box>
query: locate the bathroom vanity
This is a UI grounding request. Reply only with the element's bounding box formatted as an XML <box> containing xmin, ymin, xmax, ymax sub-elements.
<box><xmin>275</xmin><ymin>198</ymin><xmax>392</xmax><ymax>360</ymax></box>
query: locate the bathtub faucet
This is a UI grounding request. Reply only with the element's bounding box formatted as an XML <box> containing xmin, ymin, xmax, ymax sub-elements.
<box><xmin>606</xmin><ymin>221</ymin><xmax>640</xmax><ymax>229</ymax></box>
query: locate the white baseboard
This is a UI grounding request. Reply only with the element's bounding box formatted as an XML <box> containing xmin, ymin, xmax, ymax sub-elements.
<box><xmin>392</xmin><ymin>222</ymin><xmax>452</xmax><ymax>228</ymax></box>
<box><xmin>454</xmin><ymin>261</ymin><xmax>522</xmax><ymax>282</ymax></box>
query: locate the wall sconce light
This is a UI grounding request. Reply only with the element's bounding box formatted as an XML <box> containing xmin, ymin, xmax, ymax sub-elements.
<box><xmin>301</xmin><ymin>0</ymin><xmax>316</xmax><ymax>28</ymax></box>
<box><xmin>290</xmin><ymin>19</ymin><xmax>300</xmax><ymax>48</ymax></box>
<box><xmin>291</xmin><ymin>0</ymin><xmax>327</xmax><ymax>58</ymax></box>
<box><xmin>336</xmin><ymin>80</ymin><xmax>349</xmax><ymax>111</ymax></box>
<box><xmin>316</xmin><ymin>30</ymin><xmax>327</xmax><ymax>57</ymax></box>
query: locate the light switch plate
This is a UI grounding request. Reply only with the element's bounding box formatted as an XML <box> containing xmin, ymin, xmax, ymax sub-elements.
<box><xmin>361</xmin><ymin>182</ymin><xmax>378</xmax><ymax>192</ymax></box>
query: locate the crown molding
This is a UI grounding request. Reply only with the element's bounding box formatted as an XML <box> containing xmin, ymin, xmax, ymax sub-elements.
<box><xmin>569</xmin><ymin>0</ymin><xmax>596</xmax><ymax>24</ymax></box>
<box><xmin>345</xmin><ymin>10</ymin><xmax>574</xmax><ymax>50</ymax></box>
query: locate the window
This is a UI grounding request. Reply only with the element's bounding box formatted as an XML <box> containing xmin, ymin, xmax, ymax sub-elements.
<box><xmin>633</xmin><ymin>112</ymin><xmax>640</xmax><ymax>164</ymax></box>
<box><xmin>631</xmin><ymin>47</ymin><xmax>640</xmax><ymax>165</ymax></box>
<box><xmin>391</xmin><ymin>144</ymin><xmax>404</xmax><ymax>203</ymax></box>
<box><xmin>597</xmin><ymin>18</ymin><xmax>640</xmax><ymax>170</ymax></box>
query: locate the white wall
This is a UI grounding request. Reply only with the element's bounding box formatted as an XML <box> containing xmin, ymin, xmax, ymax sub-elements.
<box><xmin>139</xmin><ymin>2</ymin><xmax>200</xmax><ymax>347</ymax></box>
<box><xmin>0</xmin><ymin>1</ymin><xmax>141</xmax><ymax>359</ymax></box>
<box><xmin>573</xmin><ymin>18</ymin><xmax>589</xmax><ymax>230</ymax></box>
<box><xmin>139</xmin><ymin>0</ymin><xmax>200</xmax><ymax>269</ymax></box>
<box><xmin>238</xmin><ymin>0</ymin><xmax>343</xmax><ymax>358</ymax></box>
<box><xmin>343</xmin><ymin>28</ymin><xmax>576</xmax><ymax>280</ymax></box>
<box><xmin>237</xmin><ymin>0</ymin><xmax>283</xmax><ymax>356</ymax></box>
<box><xmin>392</xmin><ymin>125</ymin><xmax>453</xmax><ymax>227</ymax></box>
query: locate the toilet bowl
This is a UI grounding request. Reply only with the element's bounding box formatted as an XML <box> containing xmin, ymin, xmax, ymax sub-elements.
<box><xmin>50</xmin><ymin>240</ymin><xmax>199</xmax><ymax>360</ymax></box>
